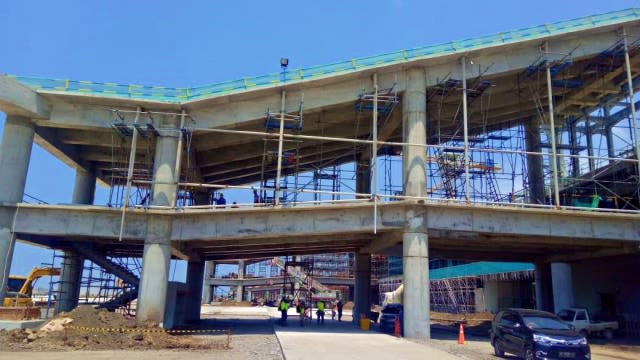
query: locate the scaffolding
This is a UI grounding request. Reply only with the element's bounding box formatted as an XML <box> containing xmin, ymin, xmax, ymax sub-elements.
<box><xmin>78</xmin><ymin>257</ymin><xmax>141</xmax><ymax>316</ymax></box>
<box><xmin>260</xmin><ymin>95</ymin><xmax>304</xmax><ymax>205</ymax></box>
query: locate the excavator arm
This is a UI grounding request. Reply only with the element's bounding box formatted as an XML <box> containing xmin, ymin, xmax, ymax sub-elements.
<box><xmin>18</xmin><ymin>267</ymin><xmax>61</xmax><ymax>296</ymax></box>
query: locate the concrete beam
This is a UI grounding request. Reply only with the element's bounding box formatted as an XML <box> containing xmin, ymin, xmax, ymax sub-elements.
<box><xmin>7</xmin><ymin>202</ymin><xmax>640</xmax><ymax>245</ymax></box>
<box><xmin>0</xmin><ymin>76</ymin><xmax>49</xmax><ymax>118</ymax></box>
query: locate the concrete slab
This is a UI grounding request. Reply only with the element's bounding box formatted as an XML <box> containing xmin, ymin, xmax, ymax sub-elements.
<box><xmin>0</xmin><ymin>319</ymin><xmax>45</xmax><ymax>330</ymax></box>
<box><xmin>273</xmin><ymin>315</ymin><xmax>461</xmax><ymax>360</ymax></box>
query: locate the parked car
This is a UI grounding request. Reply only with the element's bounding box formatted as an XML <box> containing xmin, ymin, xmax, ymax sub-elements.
<box><xmin>490</xmin><ymin>308</ymin><xmax>590</xmax><ymax>360</ymax></box>
<box><xmin>557</xmin><ymin>308</ymin><xmax>618</xmax><ymax>340</ymax></box>
<box><xmin>379</xmin><ymin>303</ymin><xmax>403</xmax><ymax>334</ymax></box>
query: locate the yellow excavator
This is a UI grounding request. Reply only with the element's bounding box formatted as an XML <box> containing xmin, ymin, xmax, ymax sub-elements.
<box><xmin>3</xmin><ymin>267</ymin><xmax>61</xmax><ymax>307</ymax></box>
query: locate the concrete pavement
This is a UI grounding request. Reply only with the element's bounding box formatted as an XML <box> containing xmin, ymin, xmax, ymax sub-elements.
<box><xmin>272</xmin><ymin>313</ymin><xmax>461</xmax><ymax>360</ymax></box>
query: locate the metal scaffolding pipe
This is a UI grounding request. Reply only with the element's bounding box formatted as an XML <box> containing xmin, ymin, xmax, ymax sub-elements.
<box><xmin>118</xmin><ymin>106</ymin><xmax>141</xmax><ymax>241</ymax></box>
<box><xmin>623</xmin><ymin>27</ymin><xmax>640</xmax><ymax>187</ymax></box>
<box><xmin>275</xmin><ymin>90</ymin><xmax>286</xmax><ymax>206</ymax></box>
<box><xmin>461</xmin><ymin>56</ymin><xmax>471</xmax><ymax>203</ymax></box>
<box><xmin>372</xmin><ymin>73</ymin><xmax>378</xmax><ymax>234</ymax></box>
<box><xmin>172</xmin><ymin>109</ymin><xmax>186</xmax><ymax>207</ymax></box>
<box><xmin>545</xmin><ymin>43</ymin><xmax>561</xmax><ymax>208</ymax></box>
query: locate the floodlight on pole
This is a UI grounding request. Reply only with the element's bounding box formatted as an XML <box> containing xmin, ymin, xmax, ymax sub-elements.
<box><xmin>280</xmin><ymin>57</ymin><xmax>289</xmax><ymax>82</ymax></box>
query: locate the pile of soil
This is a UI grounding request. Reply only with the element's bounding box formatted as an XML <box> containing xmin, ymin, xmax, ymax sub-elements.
<box><xmin>0</xmin><ymin>306</ymin><xmax>222</xmax><ymax>352</ymax></box>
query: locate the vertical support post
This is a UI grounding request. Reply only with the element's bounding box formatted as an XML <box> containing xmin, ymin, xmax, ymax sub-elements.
<box><xmin>372</xmin><ymin>73</ymin><xmax>379</xmax><ymax>233</ymax></box>
<box><xmin>202</xmin><ymin>261</ymin><xmax>214</xmax><ymax>304</ymax></box>
<box><xmin>137</xmin><ymin>115</ymin><xmax>180</xmax><ymax>326</ymax></box>
<box><xmin>119</xmin><ymin>107</ymin><xmax>141</xmax><ymax>241</ymax></box>
<box><xmin>72</xmin><ymin>165</ymin><xmax>96</xmax><ymax>205</ymax></box>
<box><xmin>353</xmin><ymin>253</ymin><xmax>371</xmax><ymax>324</ymax></box>
<box><xmin>356</xmin><ymin>154</ymin><xmax>372</xmax><ymax>197</ymax></box>
<box><xmin>0</xmin><ymin>115</ymin><xmax>34</xmax><ymax>304</ymax></box>
<box><xmin>545</xmin><ymin>42</ymin><xmax>562</xmax><ymax>208</ymax></box>
<box><xmin>275</xmin><ymin>90</ymin><xmax>286</xmax><ymax>206</ymax></box>
<box><xmin>604</xmin><ymin>105</ymin><xmax>616</xmax><ymax>164</ymax></box>
<box><xmin>172</xmin><ymin>109</ymin><xmax>186</xmax><ymax>208</ymax></box>
<box><xmin>461</xmin><ymin>56</ymin><xmax>471</xmax><ymax>203</ymax></box>
<box><xmin>551</xmin><ymin>262</ymin><xmax>574</xmax><ymax>312</ymax></box>
<box><xmin>56</xmin><ymin>165</ymin><xmax>96</xmax><ymax>313</ymax></box>
<box><xmin>585</xmin><ymin>117</ymin><xmax>595</xmax><ymax>173</ymax></box>
<box><xmin>534</xmin><ymin>262</ymin><xmax>553</xmax><ymax>312</ymax></box>
<box><xmin>525</xmin><ymin>118</ymin><xmax>546</xmax><ymax>204</ymax></box>
<box><xmin>623</xmin><ymin>27</ymin><xmax>640</xmax><ymax>182</ymax></box>
<box><xmin>402</xmin><ymin>68</ymin><xmax>430</xmax><ymax>339</ymax></box>
<box><xmin>568</xmin><ymin>119</ymin><xmax>580</xmax><ymax>177</ymax></box>
<box><xmin>55</xmin><ymin>251</ymin><xmax>84</xmax><ymax>314</ymax></box>
<box><xmin>236</xmin><ymin>260</ymin><xmax>245</xmax><ymax>302</ymax></box>
<box><xmin>184</xmin><ymin>260</ymin><xmax>205</xmax><ymax>322</ymax></box>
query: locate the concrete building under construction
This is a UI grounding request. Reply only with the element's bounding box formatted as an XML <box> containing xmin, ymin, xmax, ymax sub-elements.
<box><xmin>1</xmin><ymin>8</ymin><xmax>640</xmax><ymax>339</ymax></box>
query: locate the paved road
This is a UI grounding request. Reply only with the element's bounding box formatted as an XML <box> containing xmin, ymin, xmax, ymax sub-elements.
<box><xmin>270</xmin><ymin>309</ymin><xmax>462</xmax><ymax>360</ymax></box>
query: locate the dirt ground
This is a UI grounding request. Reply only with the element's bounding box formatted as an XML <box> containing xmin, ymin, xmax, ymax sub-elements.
<box><xmin>0</xmin><ymin>306</ymin><xmax>224</xmax><ymax>352</ymax></box>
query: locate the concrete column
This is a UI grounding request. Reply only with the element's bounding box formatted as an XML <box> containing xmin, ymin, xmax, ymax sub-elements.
<box><xmin>202</xmin><ymin>261</ymin><xmax>214</xmax><ymax>304</ymax></box>
<box><xmin>150</xmin><ymin>130</ymin><xmax>179</xmax><ymax>207</ymax></box>
<box><xmin>353</xmin><ymin>253</ymin><xmax>371</xmax><ymax>324</ymax></box>
<box><xmin>236</xmin><ymin>260</ymin><xmax>245</xmax><ymax>302</ymax></box>
<box><xmin>184</xmin><ymin>260</ymin><xmax>204</xmax><ymax>322</ymax></box>
<box><xmin>402</xmin><ymin>68</ymin><xmax>427</xmax><ymax>198</ymax></box>
<box><xmin>402</xmin><ymin>68</ymin><xmax>430</xmax><ymax>339</ymax></box>
<box><xmin>55</xmin><ymin>251</ymin><xmax>83</xmax><ymax>313</ymax></box>
<box><xmin>54</xmin><ymin>166</ymin><xmax>96</xmax><ymax>313</ymax></box>
<box><xmin>137</xmin><ymin>117</ymin><xmax>179</xmax><ymax>326</ymax></box>
<box><xmin>525</xmin><ymin>118</ymin><xmax>545</xmax><ymax>204</ymax></box>
<box><xmin>568</xmin><ymin>120</ymin><xmax>580</xmax><ymax>178</ymax></box>
<box><xmin>72</xmin><ymin>166</ymin><xmax>96</xmax><ymax>205</ymax></box>
<box><xmin>534</xmin><ymin>262</ymin><xmax>553</xmax><ymax>312</ymax></box>
<box><xmin>356</xmin><ymin>153</ymin><xmax>371</xmax><ymax>197</ymax></box>
<box><xmin>585</xmin><ymin>121</ymin><xmax>595</xmax><ymax>173</ymax></box>
<box><xmin>0</xmin><ymin>115</ymin><xmax>35</xmax><ymax>303</ymax></box>
<box><xmin>551</xmin><ymin>262</ymin><xmax>574</xmax><ymax>312</ymax></box>
<box><xmin>605</xmin><ymin>125</ymin><xmax>616</xmax><ymax>164</ymax></box>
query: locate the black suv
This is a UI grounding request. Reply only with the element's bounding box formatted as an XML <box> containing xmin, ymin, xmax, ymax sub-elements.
<box><xmin>490</xmin><ymin>308</ymin><xmax>590</xmax><ymax>360</ymax></box>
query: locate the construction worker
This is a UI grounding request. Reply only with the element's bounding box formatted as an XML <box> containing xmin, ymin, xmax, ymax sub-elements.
<box><xmin>332</xmin><ymin>302</ymin><xmax>337</xmax><ymax>320</ymax></box>
<box><xmin>316</xmin><ymin>300</ymin><xmax>325</xmax><ymax>325</ymax></box>
<box><xmin>279</xmin><ymin>297</ymin><xmax>289</xmax><ymax>326</ymax></box>
<box><xmin>297</xmin><ymin>301</ymin><xmax>306</xmax><ymax>327</ymax></box>
<box><xmin>216</xmin><ymin>193</ymin><xmax>227</xmax><ymax>208</ymax></box>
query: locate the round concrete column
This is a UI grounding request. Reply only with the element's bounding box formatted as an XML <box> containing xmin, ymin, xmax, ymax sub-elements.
<box><xmin>401</xmin><ymin>68</ymin><xmax>430</xmax><ymax>339</ymax></box>
<box><xmin>402</xmin><ymin>68</ymin><xmax>427</xmax><ymax>198</ymax></box>
<box><xmin>0</xmin><ymin>115</ymin><xmax>35</xmax><ymax>303</ymax></box>
<box><xmin>54</xmin><ymin>166</ymin><xmax>95</xmax><ymax>314</ymax></box>
<box><xmin>525</xmin><ymin>118</ymin><xmax>545</xmax><ymax>205</ymax></box>
<box><xmin>72</xmin><ymin>165</ymin><xmax>96</xmax><ymax>205</ymax></box>
<box><xmin>184</xmin><ymin>260</ymin><xmax>205</xmax><ymax>322</ymax></box>
<box><xmin>137</xmin><ymin>216</ymin><xmax>172</xmax><ymax>325</ymax></box>
<box><xmin>551</xmin><ymin>262</ymin><xmax>574</xmax><ymax>312</ymax></box>
<box><xmin>138</xmin><ymin>118</ymin><xmax>180</xmax><ymax>326</ymax></box>
<box><xmin>236</xmin><ymin>260</ymin><xmax>245</xmax><ymax>302</ymax></box>
<box><xmin>353</xmin><ymin>253</ymin><xmax>371</xmax><ymax>324</ymax></box>
<box><xmin>151</xmin><ymin>130</ymin><xmax>179</xmax><ymax>207</ymax></box>
<box><xmin>55</xmin><ymin>251</ymin><xmax>84</xmax><ymax>313</ymax></box>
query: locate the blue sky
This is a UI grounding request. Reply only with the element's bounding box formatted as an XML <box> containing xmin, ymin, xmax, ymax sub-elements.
<box><xmin>1</xmin><ymin>0</ymin><xmax>638</xmax><ymax>278</ymax></box>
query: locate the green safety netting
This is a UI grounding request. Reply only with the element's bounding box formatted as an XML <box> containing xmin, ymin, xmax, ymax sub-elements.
<box><xmin>7</xmin><ymin>8</ymin><xmax>640</xmax><ymax>103</ymax></box>
<box><xmin>430</xmin><ymin>262</ymin><xmax>534</xmax><ymax>280</ymax></box>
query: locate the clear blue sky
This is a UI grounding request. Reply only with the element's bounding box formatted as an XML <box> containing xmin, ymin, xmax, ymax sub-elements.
<box><xmin>1</xmin><ymin>0</ymin><xmax>637</xmax><ymax>277</ymax></box>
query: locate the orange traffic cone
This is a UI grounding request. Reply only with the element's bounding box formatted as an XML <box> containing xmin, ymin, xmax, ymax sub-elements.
<box><xmin>394</xmin><ymin>317</ymin><xmax>401</xmax><ymax>337</ymax></box>
<box><xmin>458</xmin><ymin>323</ymin><xmax>465</xmax><ymax>345</ymax></box>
